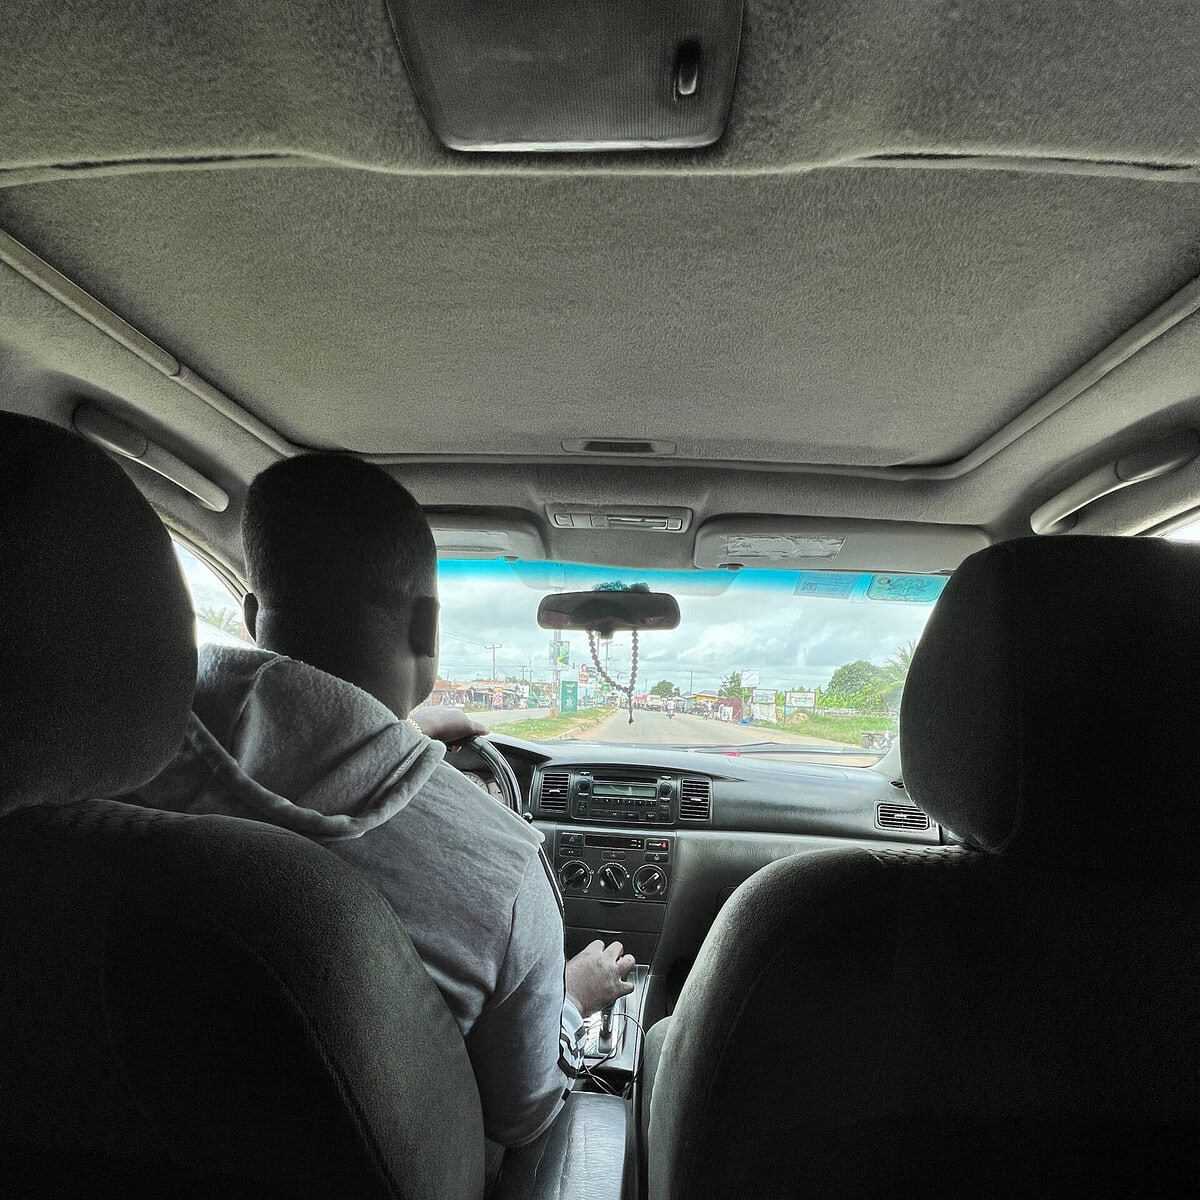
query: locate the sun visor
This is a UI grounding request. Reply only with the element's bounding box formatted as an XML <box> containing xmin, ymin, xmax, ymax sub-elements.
<box><xmin>385</xmin><ymin>0</ymin><xmax>744</xmax><ymax>151</ymax></box>
<box><xmin>428</xmin><ymin>510</ymin><xmax>547</xmax><ymax>560</ymax></box>
<box><xmin>693</xmin><ymin>517</ymin><xmax>989</xmax><ymax>574</ymax></box>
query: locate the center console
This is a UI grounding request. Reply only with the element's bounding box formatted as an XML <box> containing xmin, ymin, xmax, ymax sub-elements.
<box><xmin>535</xmin><ymin>763</ymin><xmax>711</xmax><ymax>974</ymax></box>
<box><xmin>554</xmin><ymin>830</ymin><xmax>672</xmax><ymax>902</ymax></box>
<box><xmin>554</xmin><ymin>829</ymin><xmax>672</xmax><ymax>966</ymax></box>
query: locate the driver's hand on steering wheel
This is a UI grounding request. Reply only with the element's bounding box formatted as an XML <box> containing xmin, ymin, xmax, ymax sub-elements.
<box><xmin>565</xmin><ymin>940</ymin><xmax>637</xmax><ymax>1017</ymax></box>
<box><xmin>410</xmin><ymin>706</ymin><xmax>489</xmax><ymax>746</ymax></box>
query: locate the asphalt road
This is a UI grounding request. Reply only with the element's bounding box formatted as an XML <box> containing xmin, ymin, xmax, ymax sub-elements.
<box><xmin>472</xmin><ymin>706</ymin><xmax>551</xmax><ymax>727</ymax></box>
<box><xmin>584</xmin><ymin>709</ymin><xmax>877</xmax><ymax>765</ymax></box>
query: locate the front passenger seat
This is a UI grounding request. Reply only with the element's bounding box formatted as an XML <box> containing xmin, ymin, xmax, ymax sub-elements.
<box><xmin>0</xmin><ymin>412</ymin><xmax>486</xmax><ymax>1199</ymax></box>
<box><xmin>649</xmin><ymin>536</ymin><xmax>1200</xmax><ymax>1199</ymax></box>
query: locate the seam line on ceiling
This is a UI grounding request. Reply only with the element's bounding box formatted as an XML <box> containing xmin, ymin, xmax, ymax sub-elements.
<box><xmin>2</xmin><ymin>224</ymin><xmax>1197</xmax><ymax>481</ymax></box>
<box><xmin>6</xmin><ymin>151</ymin><xmax>1200</xmax><ymax>191</ymax></box>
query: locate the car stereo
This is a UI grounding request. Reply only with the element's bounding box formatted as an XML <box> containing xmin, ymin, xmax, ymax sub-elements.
<box><xmin>570</xmin><ymin>769</ymin><xmax>677</xmax><ymax>824</ymax></box>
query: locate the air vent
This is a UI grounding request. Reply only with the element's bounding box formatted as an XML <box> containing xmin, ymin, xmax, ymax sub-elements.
<box><xmin>539</xmin><ymin>771</ymin><xmax>570</xmax><ymax>813</ymax></box>
<box><xmin>876</xmin><ymin>802</ymin><xmax>930</xmax><ymax>832</ymax></box>
<box><xmin>679</xmin><ymin>777</ymin><xmax>712</xmax><ymax>821</ymax></box>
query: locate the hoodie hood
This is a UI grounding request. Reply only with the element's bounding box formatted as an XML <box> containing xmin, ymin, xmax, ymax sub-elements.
<box><xmin>143</xmin><ymin>644</ymin><xmax>444</xmax><ymax>840</ymax></box>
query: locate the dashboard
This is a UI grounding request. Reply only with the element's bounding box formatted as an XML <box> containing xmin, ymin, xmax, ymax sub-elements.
<box><xmin>453</xmin><ymin>736</ymin><xmax>942</xmax><ymax>995</ymax></box>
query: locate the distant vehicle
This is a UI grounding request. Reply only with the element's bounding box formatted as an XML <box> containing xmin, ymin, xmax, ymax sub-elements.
<box><xmin>647</xmin><ymin>695</ymin><xmax>664</xmax><ymax>711</ymax></box>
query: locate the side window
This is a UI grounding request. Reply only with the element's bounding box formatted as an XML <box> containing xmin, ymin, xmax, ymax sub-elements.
<box><xmin>1165</xmin><ymin>517</ymin><xmax>1200</xmax><ymax>543</ymax></box>
<box><xmin>173</xmin><ymin>541</ymin><xmax>253</xmax><ymax>648</ymax></box>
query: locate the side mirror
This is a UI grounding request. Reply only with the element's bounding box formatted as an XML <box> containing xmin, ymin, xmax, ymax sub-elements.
<box><xmin>536</xmin><ymin>590</ymin><xmax>681</xmax><ymax>635</ymax></box>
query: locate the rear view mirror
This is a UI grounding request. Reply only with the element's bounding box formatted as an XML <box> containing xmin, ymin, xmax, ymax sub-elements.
<box><xmin>536</xmin><ymin>590</ymin><xmax>681</xmax><ymax>635</ymax></box>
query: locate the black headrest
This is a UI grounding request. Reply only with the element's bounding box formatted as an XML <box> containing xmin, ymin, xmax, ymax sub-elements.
<box><xmin>0</xmin><ymin>412</ymin><xmax>195</xmax><ymax>809</ymax></box>
<box><xmin>901</xmin><ymin>535</ymin><xmax>1200</xmax><ymax>874</ymax></box>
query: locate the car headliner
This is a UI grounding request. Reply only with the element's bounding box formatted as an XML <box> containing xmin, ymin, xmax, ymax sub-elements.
<box><xmin>3</xmin><ymin>0</ymin><xmax>1200</xmax><ymax>575</ymax></box>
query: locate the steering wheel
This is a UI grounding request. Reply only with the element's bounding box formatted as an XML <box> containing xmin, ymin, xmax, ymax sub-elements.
<box><xmin>461</xmin><ymin>735</ymin><xmax>524</xmax><ymax>818</ymax></box>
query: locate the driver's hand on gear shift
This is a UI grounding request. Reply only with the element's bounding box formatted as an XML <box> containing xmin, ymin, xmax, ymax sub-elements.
<box><xmin>565</xmin><ymin>940</ymin><xmax>637</xmax><ymax>1018</ymax></box>
<box><xmin>409</xmin><ymin>706</ymin><xmax>488</xmax><ymax>746</ymax></box>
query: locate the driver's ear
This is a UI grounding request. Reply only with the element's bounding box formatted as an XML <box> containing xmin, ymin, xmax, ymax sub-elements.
<box><xmin>243</xmin><ymin>592</ymin><xmax>259</xmax><ymax>642</ymax></box>
<box><xmin>408</xmin><ymin>596</ymin><xmax>439</xmax><ymax>660</ymax></box>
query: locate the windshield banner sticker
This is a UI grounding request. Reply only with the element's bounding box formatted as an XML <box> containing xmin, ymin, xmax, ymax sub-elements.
<box><xmin>794</xmin><ymin>571</ymin><xmax>947</xmax><ymax>604</ymax></box>
<box><xmin>866</xmin><ymin>574</ymin><xmax>948</xmax><ymax>604</ymax></box>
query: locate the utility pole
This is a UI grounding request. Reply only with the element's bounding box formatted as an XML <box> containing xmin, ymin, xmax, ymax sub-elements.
<box><xmin>485</xmin><ymin>643</ymin><xmax>501</xmax><ymax>681</ymax></box>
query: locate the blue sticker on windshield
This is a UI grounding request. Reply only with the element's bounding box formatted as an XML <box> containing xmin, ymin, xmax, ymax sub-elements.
<box><xmin>866</xmin><ymin>574</ymin><xmax>948</xmax><ymax>604</ymax></box>
<box><xmin>792</xmin><ymin>571</ymin><xmax>862</xmax><ymax>600</ymax></box>
<box><xmin>793</xmin><ymin>571</ymin><xmax>947</xmax><ymax>604</ymax></box>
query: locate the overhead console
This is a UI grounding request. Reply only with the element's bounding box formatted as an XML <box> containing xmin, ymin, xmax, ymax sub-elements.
<box><xmin>385</xmin><ymin>0</ymin><xmax>744</xmax><ymax>152</ymax></box>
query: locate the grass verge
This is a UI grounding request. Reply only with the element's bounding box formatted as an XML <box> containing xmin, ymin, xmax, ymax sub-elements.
<box><xmin>496</xmin><ymin>707</ymin><xmax>614</xmax><ymax>741</ymax></box>
<box><xmin>751</xmin><ymin>713</ymin><xmax>897</xmax><ymax>746</ymax></box>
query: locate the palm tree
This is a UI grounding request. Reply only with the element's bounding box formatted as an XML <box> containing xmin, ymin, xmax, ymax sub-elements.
<box><xmin>877</xmin><ymin>640</ymin><xmax>918</xmax><ymax>710</ymax></box>
<box><xmin>197</xmin><ymin>604</ymin><xmax>243</xmax><ymax>638</ymax></box>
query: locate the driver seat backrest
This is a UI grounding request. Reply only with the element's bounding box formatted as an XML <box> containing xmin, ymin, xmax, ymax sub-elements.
<box><xmin>0</xmin><ymin>413</ymin><xmax>485</xmax><ymax>1199</ymax></box>
<box><xmin>649</xmin><ymin>536</ymin><xmax>1200</xmax><ymax>1200</ymax></box>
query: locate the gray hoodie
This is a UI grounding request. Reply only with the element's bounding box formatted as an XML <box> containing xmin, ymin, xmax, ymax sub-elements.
<box><xmin>132</xmin><ymin>645</ymin><xmax>584</xmax><ymax>1148</ymax></box>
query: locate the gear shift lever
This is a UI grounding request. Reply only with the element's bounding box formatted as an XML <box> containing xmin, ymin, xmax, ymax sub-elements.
<box><xmin>599</xmin><ymin>1003</ymin><xmax>615</xmax><ymax>1042</ymax></box>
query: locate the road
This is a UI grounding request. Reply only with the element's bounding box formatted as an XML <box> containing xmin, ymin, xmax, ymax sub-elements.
<box><xmin>582</xmin><ymin>709</ymin><xmax>877</xmax><ymax>765</ymax></box>
<box><xmin>472</xmin><ymin>706</ymin><xmax>551</xmax><ymax>727</ymax></box>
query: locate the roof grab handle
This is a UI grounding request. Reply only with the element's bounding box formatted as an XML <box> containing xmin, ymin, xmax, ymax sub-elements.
<box><xmin>72</xmin><ymin>402</ymin><xmax>229</xmax><ymax>512</ymax></box>
<box><xmin>1030</xmin><ymin>430</ymin><xmax>1200</xmax><ymax>535</ymax></box>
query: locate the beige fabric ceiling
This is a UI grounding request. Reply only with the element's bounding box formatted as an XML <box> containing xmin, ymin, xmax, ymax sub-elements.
<box><xmin>3</xmin><ymin>165</ymin><xmax>1200</xmax><ymax>469</ymax></box>
<box><xmin>6</xmin><ymin>0</ymin><xmax>1200</xmax><ymax>566</ymax></box>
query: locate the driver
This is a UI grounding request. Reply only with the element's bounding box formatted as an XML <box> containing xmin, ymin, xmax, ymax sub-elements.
<box><xmin>130</xmin><ymin>453</ymin><xmax>636</xmax><ymax>1148</ymax></box>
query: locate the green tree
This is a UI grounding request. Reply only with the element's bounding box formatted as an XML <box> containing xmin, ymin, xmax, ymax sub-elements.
<box><xmin>650</xmin><ymin>679</ymin><xmax>677</xmax><ymax>698</ymax></box>
<box><xmin>824</xmin><ymin>660</ymin><xmax>882</xmax><ymax>705</ymax></box>
<box><xmin>719</xmin><ymin>671</ymin><xmax>742</xmax><ymax>698</ymax></box>
<box><xmin>197</xmin><ymin>604</ymin><xmax>243</xmax><ymax>638</ymax></box>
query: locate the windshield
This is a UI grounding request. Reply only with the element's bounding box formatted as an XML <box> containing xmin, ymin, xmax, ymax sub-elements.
<box><xmin>435</xmin><ymin>560</ymin><xmax>944</xmax><ymax>767</ymax></box>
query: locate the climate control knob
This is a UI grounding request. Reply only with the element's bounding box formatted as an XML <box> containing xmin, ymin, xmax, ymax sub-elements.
<box><xmin>558</xmin><ymin>860</ymin><xmax>591</xmax><ymax>892</ymax></box>
<box><xmin>633</xmin><ymin>864</ymin><xmax>668</xmax><ymax>898</ymax></box>
<box><xmin>597</xmin><ymin>863</ymin><xmax>628</xmax><ymax>894</ymax></box>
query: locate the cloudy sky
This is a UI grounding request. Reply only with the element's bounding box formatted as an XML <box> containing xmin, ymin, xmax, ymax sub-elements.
<box><xmin>174</xmin><ymin>546</ymin><xmax>939</xmax><ymax>694</ymax></box>
<box><xmin>436</xmin><ymin>561</ymin><xmax>937</xmax><ymax>693</ymax></box>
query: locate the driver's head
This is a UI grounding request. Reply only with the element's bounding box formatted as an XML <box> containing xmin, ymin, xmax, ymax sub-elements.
<box><xmin>241</xmin><ymin>453</ymin><xmax>439</xmax><ymax>719</ymax></box>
